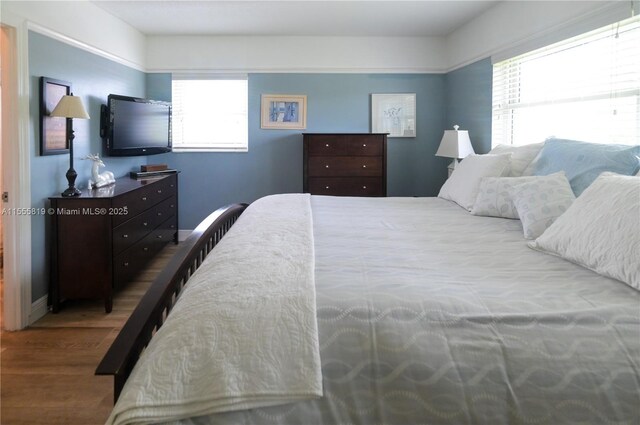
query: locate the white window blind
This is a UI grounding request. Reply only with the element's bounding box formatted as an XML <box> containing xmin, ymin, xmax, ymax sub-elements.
<box><xmin>492</xmin><ymin>16</ymin><xmax>640</xmax><ymax>147</ymax></box>
<box><xmin>171</xmin><ymin>76</ymin><xmax>248</xmax><ymax>152</ymax></box>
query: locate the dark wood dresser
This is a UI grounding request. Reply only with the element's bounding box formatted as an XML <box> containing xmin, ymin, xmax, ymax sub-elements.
<box><xmin>303</xmin><ymin>133</ymin><xmax>387</xmax><ymax>197</ymax></box>
<box><xmin>49</xmin><ymin>173</ymin><xmax>178</xmax><ymax>313</ymax></box>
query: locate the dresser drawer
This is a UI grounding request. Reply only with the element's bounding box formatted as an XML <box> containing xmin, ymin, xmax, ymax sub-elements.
<box><xmin>307</xmin><ymin>135</ymin><xmax>348</xmax><ymax>156</ymax></box>
<box><xmin>308</xmin><ymin>177</ymin><xmax>384</xmax><ymax>196</ymax></box>
<box><xmin>308</xmin><ymin>156</ymin><xmax>383</xmax><ymax>177</ymax></box>
<box><xmin>112</xmin><ymin>196</ymin><xmax>177</xmax><ymax>255</ymax></box>
<box><xmin>112</xmin><ymin>175</ymin><xmax>177</xmax><ymax>226</ymax></box>
<box><xmin>113</xmin><ymin>216</ymin><xmax>177</xmax><ymax>288</ymax></box>
<box><xmin>344</xmin><ymin>136</ymin><xmax>384</xmax><ymax>156</ymax></box>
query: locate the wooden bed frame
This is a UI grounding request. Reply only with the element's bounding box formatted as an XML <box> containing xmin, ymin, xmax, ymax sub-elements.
<box><xmin>95</xmin><ymin>203</ymin><xmax>248</xmax><ymax>402</ymax></box>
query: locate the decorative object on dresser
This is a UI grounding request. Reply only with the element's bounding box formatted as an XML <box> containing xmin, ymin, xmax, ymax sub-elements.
<box><xmin>84</xmin><ymin>154</ymin><xmax>115</xmax><ymax>189</ymax></box>
<box><xmin>39</xmin><ymin>77</ymin><xmax>71</xmax><ymax>156</ymax></box>
<box><xmin>141</xmin><ymin>164</ymin><xmax>168</xmax><ymax>172</ymax></box>
<box><xmin>371</xmin><ymin>93</ymin><xmax>416</xmax><ymax>137</ymax></box>
<box><xmin>303</xmin><ymin>133</ymin><xmax>387</xmax><ymax>197</ymax></box>
<box><xmin>261</xmin><ymin>94</ymin><xmax>307</xmax><ymax>129</ymax></box>
<box><xmin>436</xmin><ymin>125</ymin><xmax>475</xmax><ymax>177</ymax></box>
<box><xmin>49</xmin><ymin>174</ymin><xmax>179</xmax><ymax>313</ymax></box>
<box><xmin>50</xmin><ymin>93</ymin><xmax>90</xmax><ymax>196</ymax></box>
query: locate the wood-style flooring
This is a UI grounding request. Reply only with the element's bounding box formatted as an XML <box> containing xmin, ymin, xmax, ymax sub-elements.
<box><xmin>0</xmin><ymin>243</ymin><xmax>179</xmax><ymax>425</ymax></box>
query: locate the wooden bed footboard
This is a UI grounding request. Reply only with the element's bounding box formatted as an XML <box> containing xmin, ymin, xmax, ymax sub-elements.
<box><xmin>95</xmin><ymin>203</ymin><xmax>248</xmax><ymax>403</ymax></box>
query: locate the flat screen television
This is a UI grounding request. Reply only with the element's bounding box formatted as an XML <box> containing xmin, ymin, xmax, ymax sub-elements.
<box><xmin>102</xmin><ymin>94</ymin><xmax>172</xmax><ymax>156</ymax></box>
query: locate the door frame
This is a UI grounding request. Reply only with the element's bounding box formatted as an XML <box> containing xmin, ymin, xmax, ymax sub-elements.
<box><xmin>1</xmin><ymin>15</ymin><xmax>33</xmax><ymax>331</ymax></box>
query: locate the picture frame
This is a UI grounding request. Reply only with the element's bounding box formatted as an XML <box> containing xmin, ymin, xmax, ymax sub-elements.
<box><xmin>261</xmin><ymin>94</ymin><xmax>307</xmax><ymax>130</ymax></box>
<box><xmin>371</xmin><ymin>93</ymin><xmax>416</xmax><ymax>138</ymax></box>
<box><xmin>40</xmin><ymin>77</ymin><xmax>71</xmax><ymax>155</ymax></box>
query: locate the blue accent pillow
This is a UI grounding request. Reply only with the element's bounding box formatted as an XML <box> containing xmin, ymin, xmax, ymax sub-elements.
<box><xmin>531</xmin><ymin>138</ymin><xmax>640</xmax><ymax>196</ymax></box>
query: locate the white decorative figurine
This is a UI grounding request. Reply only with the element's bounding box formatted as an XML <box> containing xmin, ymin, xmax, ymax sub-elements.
<box><xmin>84</xmin><ymin>154</ymin><xmax>115</xmax><ymax>188</ymax></box>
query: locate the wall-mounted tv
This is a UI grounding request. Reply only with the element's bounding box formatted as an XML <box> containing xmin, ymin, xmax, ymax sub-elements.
<box><xmin>102</xmin><ymin>94</ymin><xmax>172</xmax><ymax>156</ymax></box>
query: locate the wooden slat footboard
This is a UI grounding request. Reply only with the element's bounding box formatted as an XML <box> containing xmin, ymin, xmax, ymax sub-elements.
<box><xmin>95</xmin><ymin>203</ymin><xmax>248</xmax><ymax>403</ymax></box>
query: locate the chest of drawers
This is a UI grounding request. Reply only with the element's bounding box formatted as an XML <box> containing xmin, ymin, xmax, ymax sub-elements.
<box><xmin>303</xmin><ymin>133</ymin><xmax>387</xmax><ymax>197</ymax></box>
<box><xmin>49</xmin><ymin>174</ymin><xmax>178</xmax><ymax>313</ymax></box>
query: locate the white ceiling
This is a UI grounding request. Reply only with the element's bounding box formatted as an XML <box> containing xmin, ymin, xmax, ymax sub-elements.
<box><xmin>91</xmin><ymin>1</ymin><xmax>499</xmax><ymax>37</ymax></box>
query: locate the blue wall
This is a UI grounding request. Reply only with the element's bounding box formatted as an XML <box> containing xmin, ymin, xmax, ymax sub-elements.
<box><xmin>29</xmin><ymin>32</ymin><xmax>148</xmax><ymax>302</ymax></box>
<box><xmin>444</xmin><ymin>58</ymin><xmax>493</xmax><ymax>154</ymax></box>
<box><xmin>149</xmin><ymin>73</ymin><xmax>449</xmax><ymax>229</ymax></box>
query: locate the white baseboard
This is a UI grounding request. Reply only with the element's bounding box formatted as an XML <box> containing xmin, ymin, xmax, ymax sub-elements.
<box><xmin>29</xmin><ymin>294</ymin><xmax>49</xmax><ymax>325</ymax></box>
<box><xmin>178</xmin><ymin>229</ymin><xmax>193</xmax><ymax>242</ymax></box>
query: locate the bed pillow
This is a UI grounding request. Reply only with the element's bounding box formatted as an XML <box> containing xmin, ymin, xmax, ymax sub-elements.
<box><xmin>438</xmin><ymin>153</ymin><xmax>512</xmax><ymax>211</ymax></box>
<box><xmin>489</xmin><ymin>142</ymin><xmax>544</xmax><ymax>177</ymax></box>
<box><xmin>529</xmin><ymin>138</ymin><xmax>640</xmax><ymax>196</ymax></box>
<box><xmin>530</xmin><ymin>173</ymin><xmax>640</xmax><ymax>290</ymax></box>
<box><xmin>509</xmin><ymin>172</ymin><xmax>575</xmax><ymax>239</ymax></box>
<box><xmin>471</xmin><ymin>173</ymin><xmax>563</xmax><ymax>219</ymax></box>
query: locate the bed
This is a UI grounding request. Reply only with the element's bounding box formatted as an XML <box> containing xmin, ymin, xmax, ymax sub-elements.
<box><xmin>97</xmin><ymin>180</ymin><xmax>640</xmax><ymax>424</ymax></box>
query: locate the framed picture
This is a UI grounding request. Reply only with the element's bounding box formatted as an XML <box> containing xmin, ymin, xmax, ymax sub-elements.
<box><xmin>40</xmin><ymin>77</ymin><xmax>71</xmax><ymax>155</ymax></box>
<box><xmin>371</xmin><ymin>93</ymin><xmax>416</xmax><ymax>138</ymax></box>
<box><xmin>261</xmin><ymin>94</ymin><xmax>307</xmax><ymax>130</ymax></box>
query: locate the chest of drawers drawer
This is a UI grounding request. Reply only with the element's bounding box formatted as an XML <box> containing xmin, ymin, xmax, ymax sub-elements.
<box><xmin>308</xmin><ymin>177</ymin><xmax>384</xmax><ymax>196</ymax></box>
<box><xmin>308</xmin><ymin>156</ymin><xmax>383</xmax><ymax>177</ymax></box>
<box><xmin>307</xmin><ymin>135</ymin><xmax>384</xmax><ymax>156</ymax></box>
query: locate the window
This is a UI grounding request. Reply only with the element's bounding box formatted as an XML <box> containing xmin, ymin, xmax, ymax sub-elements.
<box><xmin>171</xmin><ymin>76</ymin><xmax>248</xmax><ymax>152</ymax></box>
<box><xmin>492</xmin><ymin>16</ymin><xmax>640</xmax><ymax>147</ymax></box>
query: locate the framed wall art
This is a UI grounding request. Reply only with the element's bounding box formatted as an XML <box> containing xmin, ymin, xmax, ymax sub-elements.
<box><xmin>261</xmin><ymin>94</ymin><xmax>307</xmax><ymax>130</ymax></box>
<box><xmin>371</xmin><ymin>93</ymin><xmax>416</xmax><ymax>138</ymax></box>
<box><xmin>40</xmin><ymin>77</ymin><xmax>71</xmax><ymax>155</ymax></box>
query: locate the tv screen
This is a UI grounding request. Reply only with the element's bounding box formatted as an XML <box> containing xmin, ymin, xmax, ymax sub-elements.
<box><xmin>104</xmin><ymin>94</ymin><xmax>172</xmax><ymax>156</ymax></box>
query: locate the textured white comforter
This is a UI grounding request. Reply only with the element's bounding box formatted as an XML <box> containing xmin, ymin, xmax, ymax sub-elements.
<box><xmin>177</xmin><ymin>195</ymin><xmax>640</xmax><ymax>425</ymax></box>
<box><xmin>106</xmin><ymin>194</ymin><xmax>322</xmax><ymax>425</ymax></box>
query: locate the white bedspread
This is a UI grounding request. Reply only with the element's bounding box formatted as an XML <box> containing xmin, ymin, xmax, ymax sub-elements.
<box><xmin>106</xmin><ymin>194</ymin><xmax>322</xmax><ymax>425</ymax></box>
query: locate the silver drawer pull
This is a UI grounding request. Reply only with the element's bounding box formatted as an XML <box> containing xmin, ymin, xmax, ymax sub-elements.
<box><xmin>363</xmin><ymin>144</ymin><xmax>367</xmax><ymax>147</ymax></box>
<box><xmin>157</xmin><ymin>235</ymin><xmax>163</xmax><ymax>239</ymax></box>
<box><xmin>170</xmin><ymin>184</ymin><xmax>175</xmax><ymax>188</ymax></box>
<box><xmin>362</xmin><ymin>165</ymin><xmax>367</xmax><ymax>168</ymax></box>
<box><xmin>170</xmin><ymin>204</ymin><xmax>175</xmax><ymax>208</ymax></box>
<box><xmin>157</xmin><ymin>212</ymin><xmax>162</xmax><ymax>216</ymax></box>
<box><xmin>325</xmin><ymin>186</ymin><xmax>330</xmax><ymax>189</ymax></box>
<box><xmin>325</xmin><ymin>165</ymin><xmax>329</xmax><ymax>168</ymax></box>
<box><xmin>325</xmin><ymin>143</ymin><xmax>329</xmax><ymax>147</ymax></box>
<box><xmin>143</xmin><ymin>222</ymin><xmax>148</xmax><ymax>227</ymax></box>
<box><xmin>142</xmin><ymin>196</ymin><xmax>147</xmax><ymax>201</ymax></box>
<box><xmin>123</xmin><ymin>262</ymin><xmax>129</xmax><ymax>267</ymax></box>
<box><xmin>143</xmin><ymin>247</ymin><xmax>149</xmax><ymax>252</ymax></box>
<box><xmin>157</xmin><ymin>189</ymin><xmax>162</xmax><ymax>194</ymax></box>
<box><xmin>123</xmin><ymin>234</ymin><xmax>128</xmax><ymax>238</ymax></box>
<box><xmin>363</xmin><ymin>186</ymin><xmax>367</xmax><ymax>189</ymax></box>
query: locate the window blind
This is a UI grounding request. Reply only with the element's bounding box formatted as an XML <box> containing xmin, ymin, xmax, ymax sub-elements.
<box><xmin>492</xmin><ymin>16</ymin><xmax>640</xmax><ymax>147</ymax></box>
<box><xmin>171</xmin><ymin>75</ymin><xmax>248</xmax><ymax>152</ymax></box>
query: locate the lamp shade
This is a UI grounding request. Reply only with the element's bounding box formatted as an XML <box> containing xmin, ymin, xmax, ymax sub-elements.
<box><xmin>50</xmin><ymin>95</ymin><xmax>90</xmax><ymax>119</ymax></box>
<box><xmin>435</xmin><ymin>125</ymin><xmax>474</xmax><ymax>159</ymax></box>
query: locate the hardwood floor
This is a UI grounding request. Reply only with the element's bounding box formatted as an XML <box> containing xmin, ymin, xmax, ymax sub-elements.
<box><xmin>0</xmin><ymin>243</ymin><xmax>179</xmax><ymax>425</ymax></box>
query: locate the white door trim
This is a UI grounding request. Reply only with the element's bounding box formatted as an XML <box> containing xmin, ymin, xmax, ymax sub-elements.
<box><xmin>1</xmin><ymin>16</ymin><xmax>33</xmax><ymax>331</ymax></box>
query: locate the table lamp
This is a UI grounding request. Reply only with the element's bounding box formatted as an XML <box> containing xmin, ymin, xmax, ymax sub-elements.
<box><xmin>436</xmin><ymin>125</ymin><xmax>474</xmax><ymax>177</ymax></box>
<box><xmin>50</xmin><ymin>94</ymin><xmax>90</xmax><ymax>196</ymax></box>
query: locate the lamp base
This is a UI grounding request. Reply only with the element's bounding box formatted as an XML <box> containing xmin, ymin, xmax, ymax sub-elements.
<box><xmin>447</xmin><ymin>159</ymin><xmax>459</xmax><ymax>178</ymax></box>
<box><xmin>62</xmin><ymin>166</ymin><xmax>81</xmax><ymax>197</ymax></box>
<box><xmin>61</xmin><ymin>187</ymin><xmax>81</xmax><ymax>197</ymax></box>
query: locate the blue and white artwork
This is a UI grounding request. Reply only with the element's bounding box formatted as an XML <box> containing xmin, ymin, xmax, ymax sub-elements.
<box><xmin>269</xmin><ymin>101</ymin><xmax>299</xmax><ymax>123</ymax></box>
<box><xmin>261</xmin><ymin>95</ymin><xmax>307</xmax><ymax>129</ymax></box>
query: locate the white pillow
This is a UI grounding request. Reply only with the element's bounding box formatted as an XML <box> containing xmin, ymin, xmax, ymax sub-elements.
<box><xmin>509</xmin><ymin>172</ymin><xmax>575</xmax><ymax>239</ymax></box>
<box><xmin>438</xmin><ymin>153</ymin><xmax>512</xmax><ymax>211</ymax></box>
<box><xmin>489</xmin><ymin>142</ymin><xmax>544</xmax><ymax>177</ymax></box>
<box><xmin>471</xmin><ymin>174</ymin><xmax>555</xmax><ymax>219</ymax></box>
<box><xmin>530</xmin><ymin>173</ymin><xmax>640</xmax><ymax>290</ymax></box>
